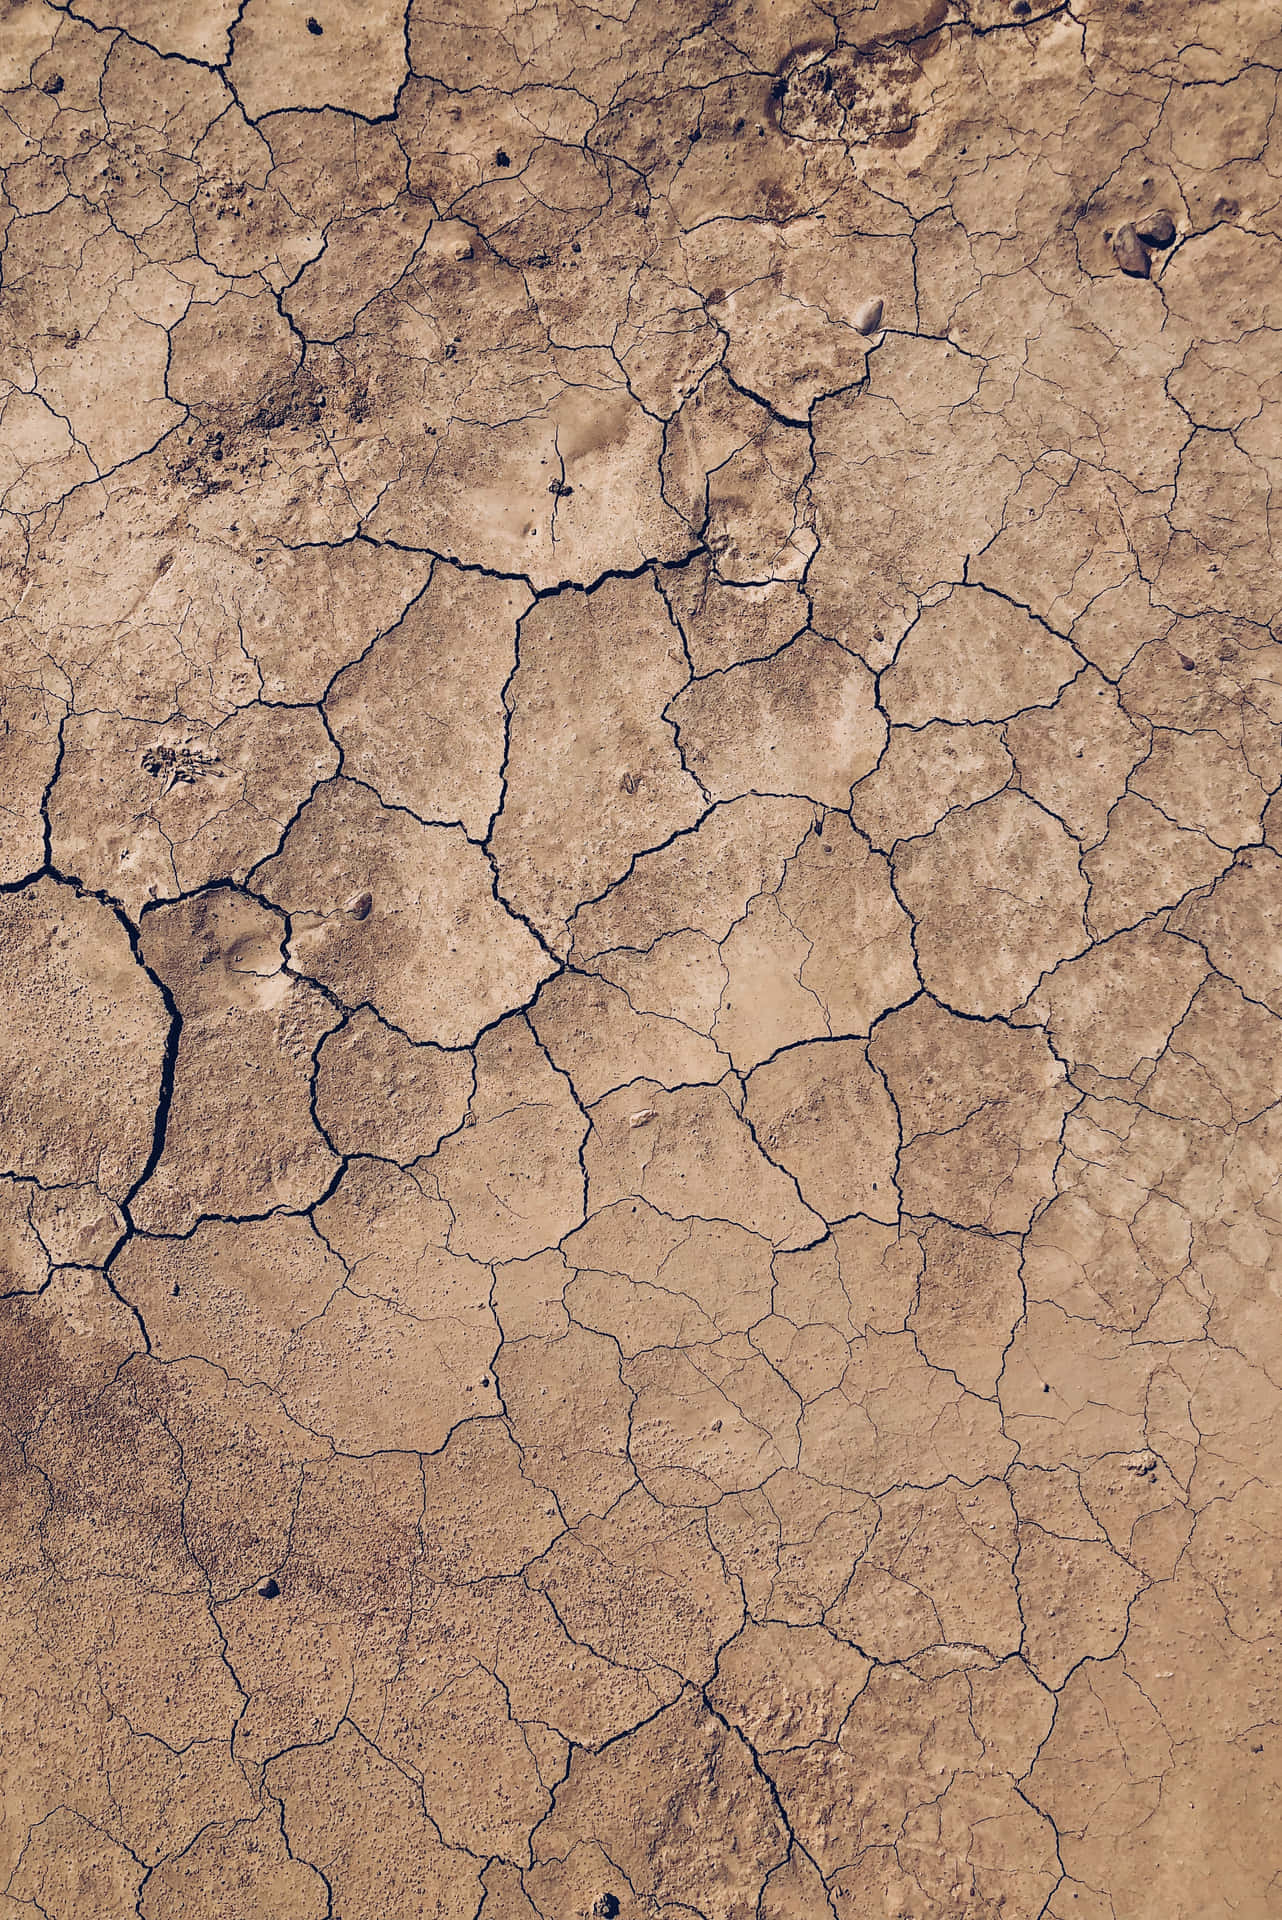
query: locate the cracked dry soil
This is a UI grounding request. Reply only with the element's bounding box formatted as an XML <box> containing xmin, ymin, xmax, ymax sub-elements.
<box><xmin>0</xmin><ymin>0</ymin><xmax>1280</xmax><ymax>1916</ymax></box>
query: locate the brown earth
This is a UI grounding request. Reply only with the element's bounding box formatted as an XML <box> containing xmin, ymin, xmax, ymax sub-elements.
<box><xmin>1</xmin><ymin>1</ymin><xmax>1280</xmax><ymax>1915</ymax></box>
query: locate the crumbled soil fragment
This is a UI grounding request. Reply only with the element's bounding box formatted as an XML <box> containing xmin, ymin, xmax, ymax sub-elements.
<box><xmin>1112</xmin><ymin>222</ymin><xmax>1151</xmax><ymax>276</ymax></box>
<box><xmin>140</xmin><ymin>739</ymin><xmax>223</xmax><ymax>796</ymax></box>
<box><xmin>1137</xmin><ymin>207</ymin><xmax>1177</xmax><ymax>246</ymax></box>
<box><xmin>0</xmin><ymin>3</ymin><xmax>1278</xmax><ymax>1916</ymax></box>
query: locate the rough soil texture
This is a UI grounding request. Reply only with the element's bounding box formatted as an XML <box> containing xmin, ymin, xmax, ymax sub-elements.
<box><xmin>1</xmin><ymin>1</ymin><xmax>1280</xmax><ymax>1915</ymax></box>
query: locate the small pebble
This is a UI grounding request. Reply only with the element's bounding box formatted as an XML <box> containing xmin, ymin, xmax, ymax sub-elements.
<box><xmin>852</xmin><ymin>296</ymin><xmax>884</xmax><ymax>335</ymax></box>
<box><xmin>1136</xmin><ymin>208</ymin><xmax>1175</xmax><ymax>247</ymax></box>
<box><xmin>256</xmin><ymin>1576</ymin><xmax>281</xmax><ymax>1599</ymax></box>
<box><xmin>628</xmin><ymin>1108</ymin><xmax>657</xmax><ymax>1128</ymax></box>
<box><xmin>1111</xmin><ymin>223</ymin><xmax>1149</xmax><ymax>277</ymax></box>
<box><xmin>347</xmin><ymin>890</ymin><xmax>372</xmax><ymax>920</ymax></box>
<box><xmin>306</xmin><ymin>16</ymin><xmax>323</xmax><ymax>33</ymax></box>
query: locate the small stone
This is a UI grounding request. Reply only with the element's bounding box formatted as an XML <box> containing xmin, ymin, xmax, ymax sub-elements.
<box><xmin>594</xmin><ymin>1899</ymin><xmax>620</xmax><ymax>1920</ymax></box>
<box><xmin>1136</xmin><ymin>208</ymin><xmax>1175</xmax><ymax>248</ymax></box>
<box><xmin>347</xmin><ymin>891</ymin><xmax>372</xmax><ymax>920</ymax></box>
<box><xmin>41</xmin><ymin>73</ymin><xmax>64</xmax><ymax>94</ymax></box>
<box><xmin>1111</xmin><ymin>223</ymin><xmax>1150</xmax><ymax>277</ymax></box>
<box><xmin>1012</xmin><ymin>0</ymin><xmax>1030</xmax><ymax>13</ymax></box>
<box><xmin>306</xmin><ymin>16</ymin><xmax>323</xmax><ymax>33</ymax></box>
<box><xmin>852</xmin><ymin>296</ymin><xmax>884</xmax><ymax>335</ymax></box>
<box><xmin>256</xmin><ymin>1576</ymin><xmax>281</xmax><ymax>1599</ymax></box>
<box><xmin>628</xmin><ymin>1108</ymin><xmax>657</xmax><ymax>1128</ymax></box>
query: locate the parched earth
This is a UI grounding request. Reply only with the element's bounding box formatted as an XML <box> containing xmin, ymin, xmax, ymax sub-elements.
<box><xmin>1</xmin><ymin>1</ymin><xmax>1280</xmax><ymax>1915</ymax></box>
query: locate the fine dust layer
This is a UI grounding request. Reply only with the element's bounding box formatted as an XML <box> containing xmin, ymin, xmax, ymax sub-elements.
<box><xmin>1</xmin><ymin>0</ymin><xmax>1280</xmax><ymax>1916</ymax></box>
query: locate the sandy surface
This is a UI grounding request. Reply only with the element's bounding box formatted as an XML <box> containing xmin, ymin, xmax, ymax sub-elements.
<box><xmin>1</xmin><ymin>1</ymin><xmax>1280</xmax><ymax>1914</ymax></box>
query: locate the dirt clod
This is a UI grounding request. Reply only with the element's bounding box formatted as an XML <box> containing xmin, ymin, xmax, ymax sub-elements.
<box><xmin>1112</xmin><ymin>223</ymin><xmax>1150</xmax><ymax>276</ymax></box>
<box><xmin>1136</xmin><ymin>208</ymin><xmax>1176</xmax><ymax>246</ymax></box>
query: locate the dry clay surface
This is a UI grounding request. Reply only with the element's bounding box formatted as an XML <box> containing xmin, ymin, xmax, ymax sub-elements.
<box><xmin>1</xmin><ymin>0</ymin><xmax>1280</xmax><ymax>1915</ymax></box>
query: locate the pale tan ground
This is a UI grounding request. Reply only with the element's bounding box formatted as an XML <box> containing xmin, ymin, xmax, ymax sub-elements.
<box><xmin>0</xmin><ymin>0</ymin><xmax>1280</xmax><ymax>1915</ymax></box>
